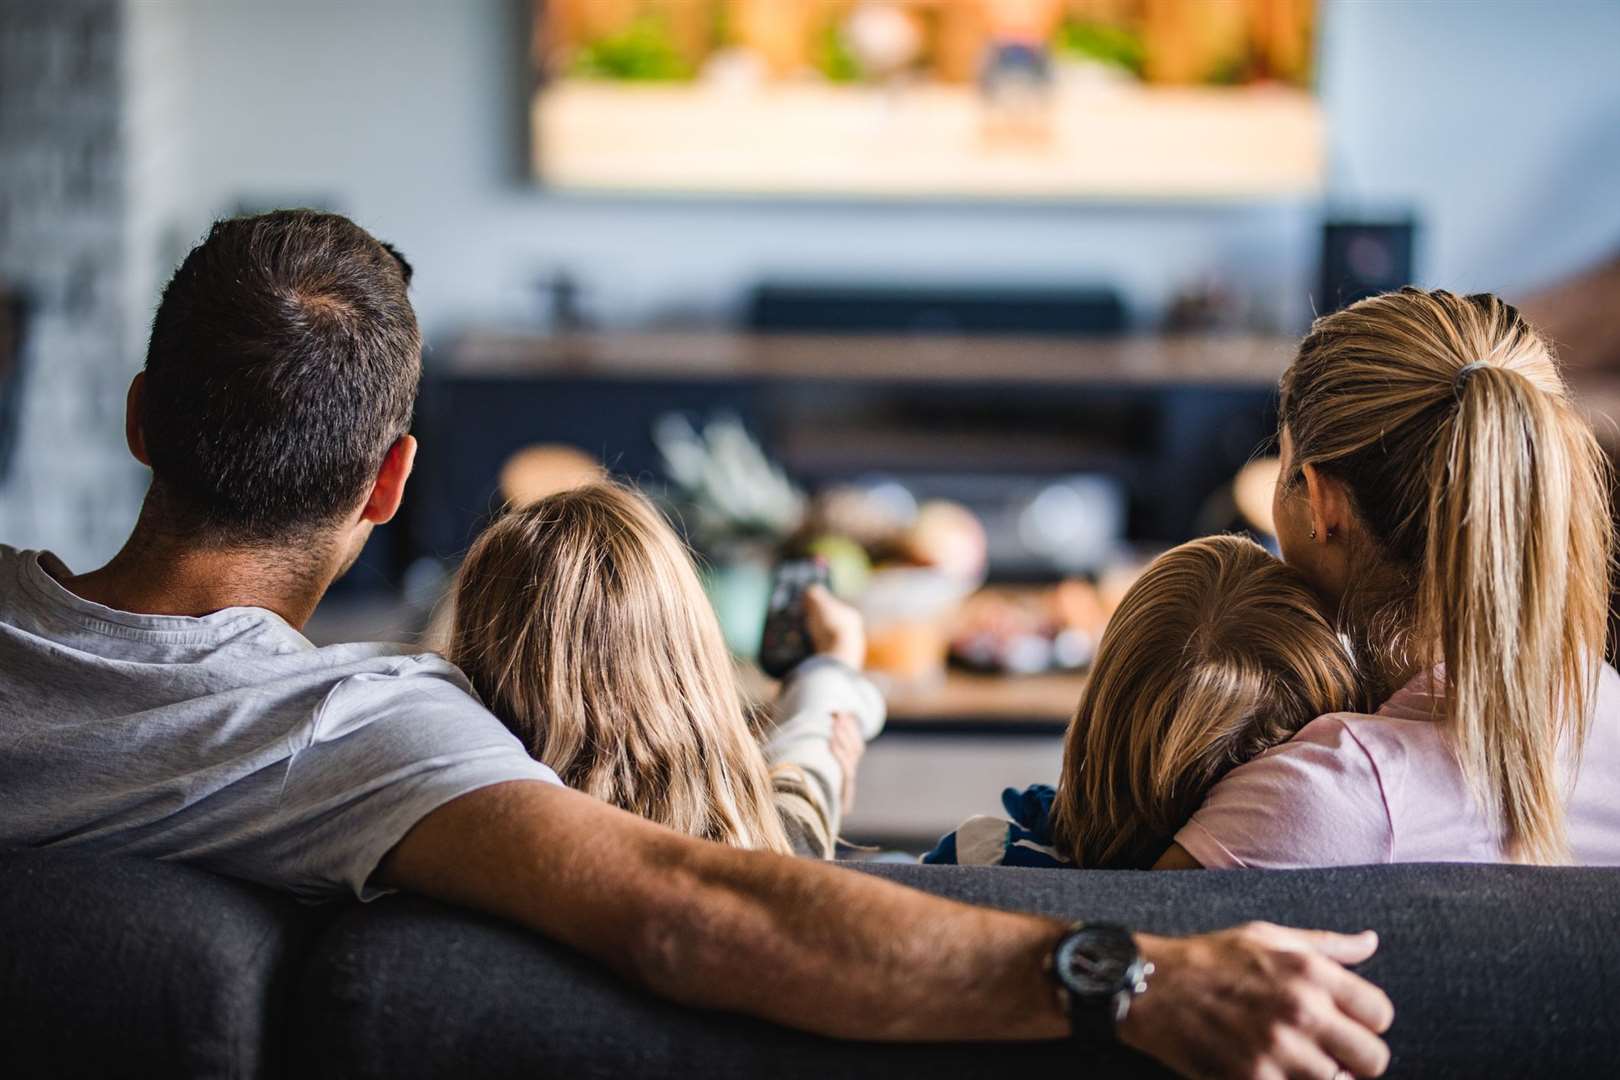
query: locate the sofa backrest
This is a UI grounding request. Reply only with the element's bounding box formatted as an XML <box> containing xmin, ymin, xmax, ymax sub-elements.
<box><xmin>295</xmin><ymin>861</ymin><xmax>1620</xmax><ymax>1078</ymax></box>
<box><xmin>0</xmin><ymin>849</ymin><xmax>325</xmax><ymax>1080</ymax></box>
<box><xmin>5</xmin><ymin>851</ymin><xmax>1618</xmax><ymax>1078</ymax></box>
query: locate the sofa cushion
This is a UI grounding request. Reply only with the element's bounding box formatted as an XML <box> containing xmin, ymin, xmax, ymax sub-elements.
<box><xmin>0</xmin><ymin>849</ymin><xmax>324</xmax><ymax>1080</ymax></box>
<box><xmin>294</xmin><ymin>861</ymin><xmax>1620</xmax><ymax>1078</ymax></box>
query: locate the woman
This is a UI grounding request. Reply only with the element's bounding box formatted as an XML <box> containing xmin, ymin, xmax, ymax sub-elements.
<box><xmin>923</xmin><ymin>535</ymin><xmax>1363</xmax><ymax>869</ymax></box>
<box><xmin>445</xmin><ymin>482</ymin><xmax>884</xmax><ymax>859</ymax></box>
<box><xmin>1163</xmin><ymin>288</ymin><xmax>1620</xmax><ymax>869</ymax></box>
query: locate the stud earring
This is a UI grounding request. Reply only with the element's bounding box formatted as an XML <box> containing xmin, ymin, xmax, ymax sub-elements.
<box><xmin>1309</xmin><ymin>527</ymin><xmax>1318</xmax><ymax>541</ymax></box>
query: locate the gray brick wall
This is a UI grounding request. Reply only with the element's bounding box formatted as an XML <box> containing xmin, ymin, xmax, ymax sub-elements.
<box><xmin>0</xmin><ymin>0</ymin><xmax>153</xmax><ymax>568</ymax></box>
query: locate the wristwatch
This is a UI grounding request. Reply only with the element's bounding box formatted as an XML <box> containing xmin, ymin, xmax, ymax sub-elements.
<box><xmin>1045</xmin><ymin>922</ymin><xmax>1154</xmax><ymax>1044</ymax></box>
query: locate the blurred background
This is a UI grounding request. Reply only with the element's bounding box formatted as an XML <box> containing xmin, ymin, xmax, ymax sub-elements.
<box><xmin>4</xmin><ymin>0</ymin><xmax>1620</xmax><ymax>849</ymax></box>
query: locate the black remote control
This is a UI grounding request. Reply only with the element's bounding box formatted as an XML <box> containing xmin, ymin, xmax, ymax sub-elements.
<box><xmin>758</xmin><ymin>558</ymin><xmax>831</xmax><ymax>679</ymax></box>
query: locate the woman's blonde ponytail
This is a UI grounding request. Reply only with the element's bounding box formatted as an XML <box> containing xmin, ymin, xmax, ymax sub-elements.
<box><xmin>1427</xmin><ymin>364</ymin><xmax>1607</xmax><ymax>862</ymax></box>
<box><xmin>1281</xmin><ymin>289</ymin><xmax>1613</xmax><ymax>864</ymax></box>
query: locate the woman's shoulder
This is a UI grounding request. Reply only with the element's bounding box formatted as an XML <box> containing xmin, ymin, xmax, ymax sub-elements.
<box><xmin>1267</xmin><ymin>695</ymin><xmax>1466</xmax><ymax>816</ymax></box>
<box><xmin>1174</xmin><ymin>714</ymin><xmax>1397</xmax><ymax>869</ymax></box>
<box><xmin>1255</xmin><ymin>710</ymin><xmax>1406</xmax><ymax>772</ymax></box>
<box><xmin>1569</xmin><ymin>663</ymin><xmax>1620</xmax><ymax>864</ymax></box>
<box><xmin>1594</xmin><ymin>662</ymin><xmax>1620</xmax><ymax>718</ymax></box>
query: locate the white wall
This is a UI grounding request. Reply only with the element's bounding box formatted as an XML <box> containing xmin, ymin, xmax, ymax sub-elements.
<box><xmin>1319</xmin><ymin>0</ymin><xmax>1620</xmax><ymax>298</ymax></box>
<box><xmin>165</xmin><ymin>0</ymin><xmax>1317</xmax><ymax>341</ymax></box>
<box><xmin>7</xmin><ymin>0</ymin><xmax>1616</xmax><ymax>564</ymax></box>
<box><xmin>159</xmin><ymin>0</ymin><xmax>1620</xmax><ymax>348</ymax></box>
<box><xmin>0</xmin><ymin>0</ymin><xmax>149</xmax><ymax>567</ymax></box>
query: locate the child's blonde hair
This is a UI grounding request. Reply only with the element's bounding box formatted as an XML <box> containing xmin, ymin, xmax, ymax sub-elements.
<box><xmin>1050</xmin><ymin>535</ymin><xmax>1362</xmax><ymax>868</ymax></box>
<box><xmin>446</xmin><ymin>482</ymin><xmax>798</xmax><ymax>855</ymax></box>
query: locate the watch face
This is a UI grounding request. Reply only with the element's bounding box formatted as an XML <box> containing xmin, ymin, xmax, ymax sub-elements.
<box><xmin>1056</xmin><ymin>925</ymin><xmax>1139</xmax><ymax>998</ymax></box>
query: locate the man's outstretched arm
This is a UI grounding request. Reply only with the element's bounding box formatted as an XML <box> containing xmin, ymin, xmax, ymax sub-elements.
<box><xmin>377</xmin><ymin>780</ymin><xmax>1393</xmax><ymax>1077</ymax></box>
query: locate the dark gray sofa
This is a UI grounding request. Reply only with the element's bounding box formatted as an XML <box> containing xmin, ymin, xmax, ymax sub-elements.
<box><xmin>3</xmin><ymin>848</ymin><xmax>1618</xmax><ymax>1078</ymax></box>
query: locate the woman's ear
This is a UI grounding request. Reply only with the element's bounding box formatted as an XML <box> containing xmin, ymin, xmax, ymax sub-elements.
<box><xmin>1300</xmin><ymin>463</ymin><xmax>1352</xmax><ymax>544</ymax></box>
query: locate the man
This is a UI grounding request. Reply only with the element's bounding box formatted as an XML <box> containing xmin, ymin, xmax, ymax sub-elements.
<box><xmin>0</xmin><ymin>211</ymin><xmax>1392</xmax><ymax>1078</ymax></box>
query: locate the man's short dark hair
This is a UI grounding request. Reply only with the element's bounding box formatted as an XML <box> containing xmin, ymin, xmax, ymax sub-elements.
<box><xmin>141</xmin><ymin>210</ymin><xmax>421</xmax><ymax>543</ymax></box>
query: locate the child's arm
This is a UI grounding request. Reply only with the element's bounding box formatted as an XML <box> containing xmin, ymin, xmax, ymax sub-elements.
<box><xmin>762</xmin><ymin>660</ymin><xmax>884</xmax><ymax>848</ymax></box>
<box><xmin>760</xmin><ymin>586</ymin><xmax>885</xmax><ymax>850</ymax></box>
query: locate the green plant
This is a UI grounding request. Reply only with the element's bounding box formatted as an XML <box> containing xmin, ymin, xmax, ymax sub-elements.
<box><xmin>572</xmin><ymin>15</ymin><xmax>693</xmax><ymax>82</ymax></box>
<box><xmin>812</xmin><ymin>19</ymin><xmax>861</xmax><ymax>83</ymax></box>
<box><xmin>1054</xmin><ymin>20</ymin><xmax>1145</xmax><ymax>77</ymax></box>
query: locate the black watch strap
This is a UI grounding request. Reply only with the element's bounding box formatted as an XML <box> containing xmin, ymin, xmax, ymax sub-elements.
<box><xmin>1046</xmin><ymin>922</ymin><xmax>1150</xmax><ymax>1045</ymax></box>
<box><xmin>1063</xmin><ymin>986</ymin><xmax>1123</xmax><ymax>1045</ymax></box>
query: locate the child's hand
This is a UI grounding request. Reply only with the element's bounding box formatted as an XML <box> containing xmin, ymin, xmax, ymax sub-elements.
<box><xmin>829</xmin><ymin>710</ymin><xmax>866</xmax><ymax>815</ymax></box>
<box><xmin>803</xmin><ymin>585</ymin><xmax>866</xmax><ymax>670</ymax></box>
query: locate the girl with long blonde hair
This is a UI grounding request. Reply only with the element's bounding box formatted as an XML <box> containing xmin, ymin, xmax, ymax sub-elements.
<box><xmin>925</xmin><ymin>535</ymin><xmax>1362</xmax><ymax>868</ymax></box>
<box><xmin>445</xmin><ymin>482</ymin><xmax>884</xmax><ymax>858</ymax></box>
<box><xmin>1163</xmin><ymin>288</ymin><xmax>1620</xmax><ymax>869</ymax></box>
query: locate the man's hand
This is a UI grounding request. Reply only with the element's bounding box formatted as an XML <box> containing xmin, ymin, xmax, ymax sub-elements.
<box><xmin>827</xmin><ymin>710</ymin><xmax>865</xmax><ymax>815</ymax></box>
<box><xmin>1124</xmin><ymin>922</ymin><xmax>1394</xmax><ymax>1079</ymax></box>
<box><xmin>803</xmin><ymin>584</ymin><xmax>866</xmax><ymax>670</ymax></box>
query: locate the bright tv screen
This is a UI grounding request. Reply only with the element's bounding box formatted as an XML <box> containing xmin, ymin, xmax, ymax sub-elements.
<box><xmin>531</xmin><ymin>0</ymin><xmax>1323</xmax><ymax>200</ymax></box>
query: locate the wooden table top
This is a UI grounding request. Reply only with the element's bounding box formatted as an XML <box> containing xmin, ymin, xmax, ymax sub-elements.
<box><xmin>744</xmin><ymin>662</ymin><xmax>1083</xmax><ymax>734</ymax></box>
<box><xmin>884</xmin><ymin>668</ymin><xmax>1083</xmax><ymax>733</ymax></box>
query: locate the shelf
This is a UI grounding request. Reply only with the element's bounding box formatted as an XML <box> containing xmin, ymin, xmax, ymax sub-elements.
<box><xmin>535</xmin><ymin>83</ymin><xmax>1322</xmax><ymax>202</ymax></box>
<box><xmin>451</xmin><ymin>330</ymin><xmax>1298</xmax><ymax>387</ymax></box>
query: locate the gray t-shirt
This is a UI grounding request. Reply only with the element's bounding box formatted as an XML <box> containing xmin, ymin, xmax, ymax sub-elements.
<box><xmin>0</xmin><ymin>546</ymin><xmax>559</xmax><ymax>901</ymax></box>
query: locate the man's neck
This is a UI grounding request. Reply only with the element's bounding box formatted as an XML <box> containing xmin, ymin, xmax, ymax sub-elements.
<box><xmin>53</xmin><ymin>515</ymin><xmax>345</xmax><ymax>630</ymax></box>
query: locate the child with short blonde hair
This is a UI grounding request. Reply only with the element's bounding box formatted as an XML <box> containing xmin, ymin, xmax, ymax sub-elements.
<box><xmin>926</xmin><ymin>534</ymin><xmax>1361</xmax><ymax>868</ymax></box>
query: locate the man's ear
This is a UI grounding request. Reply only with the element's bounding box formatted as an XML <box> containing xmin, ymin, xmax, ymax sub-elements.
<box><xmin>1300</xmin><ymin>462</ymin><xmax>1352</xmax><ymax>543</ymax></box>
<box><xmin>125</xmin><ymin>372</ymin><xmax>150</xmax><ymax>466</ymax></box>
<box><xmin>361</xmin><ymin>435</ymin><xmax>417</xmax><ymax>526</ymax></box>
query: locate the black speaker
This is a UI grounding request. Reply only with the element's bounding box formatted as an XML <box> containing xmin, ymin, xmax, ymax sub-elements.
<box><xmin>0</xmin><ymin>286</ymin><xmax>27</xmax><ymax>483</ymax></box>
<box><xmin>1318</xmin><ymin>219</ymin><xmax>1417</xmax><ymax>315</ymax></box>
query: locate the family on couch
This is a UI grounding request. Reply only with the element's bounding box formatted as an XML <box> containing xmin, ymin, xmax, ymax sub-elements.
<box><xmin>4</xmin><ymin>209</ymin><xmax>1617</xmax><ymax>1078</ymax></box>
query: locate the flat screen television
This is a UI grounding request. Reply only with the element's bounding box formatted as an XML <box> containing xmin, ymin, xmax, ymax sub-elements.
<box><xmin>530</xmin><ymin>0</ymin><xmax>1323</xmax><ymax>200</ymax></box>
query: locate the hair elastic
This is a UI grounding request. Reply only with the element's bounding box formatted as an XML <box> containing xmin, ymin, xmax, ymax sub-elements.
<box><xmin>1453</xmin><ymin>361</ymin><xmax>1489</xmax><ymax>393</ymax></box>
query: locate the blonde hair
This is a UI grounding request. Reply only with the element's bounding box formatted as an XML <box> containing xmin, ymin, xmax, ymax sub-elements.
<box><xmin>1280</xmin><ymin>287</ymin><xmax>1613</xmax><ymax>864</ymax></box>
<box><xmin>1051</xmin><ymin>535</ymin><xmax>1361</xmax><ymax>869</ymax></box>
<box><xmin>446</xmin><ymin>483</ymin><xmax>798</xmax><ymax>855</ymax></box>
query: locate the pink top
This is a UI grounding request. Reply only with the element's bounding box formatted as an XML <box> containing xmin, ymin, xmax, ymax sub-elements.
<box><xmin>1175</xmin><ymin>664</ymin><xmax>1620</xmax><ymax>868</ymax></box>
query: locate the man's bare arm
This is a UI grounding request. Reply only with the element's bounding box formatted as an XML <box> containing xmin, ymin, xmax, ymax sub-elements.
<box><xmin>379</xmin><ymin>780</ymin><xmax>1063</xmax><ymax>1040</ymax></box>
<box><xmin>378</xmin><ymin>781</ymin><xmax>1393</xmax><ymax>1075</ymax></box>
